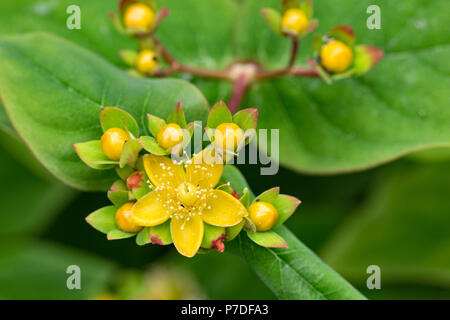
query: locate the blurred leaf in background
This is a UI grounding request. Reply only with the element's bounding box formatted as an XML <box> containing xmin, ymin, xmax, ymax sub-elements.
<box><xmin>320</xmin><ymin>161</ymin><xmax>450</xmax><ymax>299</ymax></box>
<box><xmin>0</xmin><ymin>241</ymin><xmax>116</xmax><ymax>299</ymax></box>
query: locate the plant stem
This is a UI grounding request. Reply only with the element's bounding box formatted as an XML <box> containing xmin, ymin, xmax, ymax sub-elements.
<box><xmin>229</xmin><ymin>74</ymin><xmax>251</xmax><ymax>114</ymax></box>
<box><xmin>287</xmin><ymin>37</ymin><xmax>299</xmax><ymax>69</ymax></box>
<box><xmin>150</xmin><ymin>36</ymin><xmax>319</xmax><ymax>111</ymax></box>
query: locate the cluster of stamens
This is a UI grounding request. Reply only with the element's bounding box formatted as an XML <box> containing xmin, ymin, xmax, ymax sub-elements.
<box><xmin>145</xmin><ymin>160</ymin><xmax>223</xmax><ymax>230</ymax></box>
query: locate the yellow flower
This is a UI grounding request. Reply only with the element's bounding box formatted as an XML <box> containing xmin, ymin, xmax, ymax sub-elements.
<box><xmin>131</xmin><ymin>148</ymin><xmax>247</xmax><ymax>257</ymax></box>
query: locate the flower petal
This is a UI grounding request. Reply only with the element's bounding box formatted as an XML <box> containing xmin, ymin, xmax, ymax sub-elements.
<box><xmin>131</xmin><ymin>191</ymin><xmax>171</xmax><ymax>226</ymax></box>
<box><xmin>201</xmin><ymin>190</ymin><xmax>247</xmax><ymax>227</ymax></box>
<box><xmin>170</xmin><ymin>216</ymin><xmax>204</xmax><ymax>257</ymax></box>
<box><xmin>142</xmin><ymin>154</ymin><xmax>185</xmax><ymax>188</ymax></box>
<box><xmin>187</xmin><ymin>147</ymin><xmax>223</xmax><ymax>189</ymax></box>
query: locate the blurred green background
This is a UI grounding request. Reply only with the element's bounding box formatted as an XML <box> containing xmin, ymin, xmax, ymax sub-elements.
<box><xmin>0</xmin><ymin>0</ymin><xmax>449</xmax><ymax>299</ymax></box>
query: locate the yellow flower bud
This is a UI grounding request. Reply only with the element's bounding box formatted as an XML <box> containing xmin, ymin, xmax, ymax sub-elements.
<box><xmin>135</xmin><ymin>49</ymin><xmax>159</xmax><ymax>75</ymax></box>
<box><xmin>157</xmin><ymin>123</ymin><xmax>184</xmax><ymax>150</ymax></box>
<box><xmin>124</xmin><ymin>3</ymin><xmax>155</xmax><ymax>30</ymax></box>
<box><xmin>320</xmin><ymin>40</ymin><xmax>354</xmax><ymax>73</ymax></box>
<box><xmin>101</xmin><ymin>128</ymin><xmax>129</xmax><ymax>161</ymax></box>
<box><xmin>116</xmin><ymin>202</ymin><xmax>143</xmax><ymax>233</ymax></box>
<box><xmin>248</xmin><ymin>201</ymin><xmax>279</xmax><ymax>232</ymax></box>
<box><xmin>281</xmin><ymin>8</ymin><xmax>309</xmax><ymax>34</ymax></box>
<box><xmin>214</xmin><ymin>123</ymin><xmax>244</xmax><ymax>152</ymax></box>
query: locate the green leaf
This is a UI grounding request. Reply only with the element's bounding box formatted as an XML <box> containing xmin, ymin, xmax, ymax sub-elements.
<box><xmin>237</xmin><ymin>0</ymin><xmax>450</xmax><ymax>174</ymax></box>
<box><xmin>0</xmin><ymin>241</ymin><xmax>116</xmax><ymax>299</ymax></box>
<box><xmin>255</xmin><ymin>187</ymin><xmax>280</xmax><ymax>203</ymax></box>
<box><xmin>0</xmin><ymin>142</ymin><xmax>75</xmax><ymax>237</ymax></box>
<box><xmin>1</xmin><ymin>0</ymin><xmax>448</xmax><ymax>174</ymax></box>
<box><xmin>233</xmin><ymin>108</ymin><xmax>258</xmax><ymax>131</ymax></box>
<box><xmin>328</xmin><ymin>25</ymin><xmax>356</xmax><ymax>47</ymax></box>
<box><xmin>0</xmin><ymin>33</ymin><xmax>208</xmax><ymax>191</ymax></box>
<box><xmin>107</xmin><ymin>190</ymin><xmax>130</xmax><ymax>207</ymax></box>
<box><xmin>261</xmin><ymin>8</ymin><xmax>282</xmax><ymax>35</ymax></box>
<box><xmin>149</xmin><ymin>220</ymin><xmax>173</xmax><ymax>245</ymax></box>
<box><xmin>222</xmin><ymin>165</ymin><xmax>365</xmax><ymax>299</ymax></box>
<box><xmin>86</xmin><ymin>206</ymin><xmax>117</xmax><ymax>234</ymax></box>
<box><xmin>115</xmin><ymin>165</ymin><xmax>135</xmax><ymax>180</ymax></box>
<box><xmin>353</xmin><ymin>45</ymin><xmax>384</xmax><ymax>76</ymax></box>
<box><xmin>281</xmin><ymin>0</ymin><xmax>300</xmax><ymax>14</ymax></box>
<box><xmin>107</xmin><ymin>228</ymin><xmax>136</xmax><ymax>240</ymax></box>
<box><xmin>229</xmin><ymin>226</ymin><xmax>365</xmax><ymax>299</ymax></box>
<box><xmin>201</xmin><ymin>224</ymin><xmax>226</xmax><ymax>251</ymax></box>
<box><xmin>73</xmin><ymin>141</ymin><xmax>116</xmax><ymax>170</ymax></box>
<box><xmin>147</xmin><ymin>114</ymin><xmax>167</xmax><ymax>138</ymax></box>
<box><xmin>119</xmin><ymin>139</ymin><xmax>142</xmax><ymax>168</ymax></box>
<box><xmin>246</xmin><ymin>230</ymin><xmax>288</xmax><ymax>248</ymax></box>
<box><xmin>226</xmin><ymin>220</ymin><xmax>245</xmax><ymax>241</ymax></box>
<box><xmin>273</xmin><ymin>194</ymin><xmax>301</xmax><ymax>228</ymax></box>
<box><xmin>321</xmin><ymin>163</ymin><xmax>450</xmax><ymax>290</ymax></box>
<box><xmin>100</xmin><ymin>107</ymin><xmax>140</xmax><ymax>138</ymax></box>
<box><xmin>207</xmin><ymin>101</ymin><xmax>232</xmax><ymax>128</ymax></box>
<box><xmin>239</xmin><ymin>187</ymin><xmax>250</xmax><ymax>207</ymax></box>
<box><xmin>138</xmin><ymin>136</ymin><xmax>168</xmax><ymax>155</ymax></box>
<box><xmin>136</xmin><ymin>227</ymin><xmax>152</xmax><ymax>246</ymax></box>
<box><xmin>119</xmin><ymin>49</ymin><xmax>138</xmax><ymax>67</ymax></box>
<box><xmin>167</xmin><ymin>102</ymin><xmax>187</xmax><ymax>128</ymax></box>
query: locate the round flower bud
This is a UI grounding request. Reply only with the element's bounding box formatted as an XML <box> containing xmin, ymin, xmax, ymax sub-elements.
<box><xmin>157</xmin><ymin>123</ymin><xmax>184</xmax><ymax>150</ymax></box>
<box><xmin>115</xmin><ymin>202</ymin><xmax>143</xmax><ymax>233</ymax></box>
<box><xmin>320</xmin><ymin>40</ymin><xmax>354</xmax><ymax>73</ymax></box>
<box><xmin>248</xmin><ymin>201</ymin><xmax>279</xmax><ymax>232</ymax></box>
<box><xmin>135</xmin><ymin>49</ymin><xmax>159</xmax><ymax>75</ymax></box>
<box><xmin>124</xmin><ymin>3</ymin><xmax>155</xmax><ymax>30</ymax></box>
<box><xmin>214</xmin><ymin>123</ymin><xmax>244</xmax><ymax>152</ymax></box>
<box><xmin>281</xmin><ymin>8</ymin><xmax>309</xmax><ymax>34</ymax></box>
<box><xmin>101</xmin><ymin>128</ymin><xmax>129</xmax><ymax>161</ymax></box>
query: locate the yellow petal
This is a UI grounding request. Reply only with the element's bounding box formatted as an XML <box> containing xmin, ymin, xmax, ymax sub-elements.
<box><xmin>143</xmin><ymin>154</ymin><xmax>186</xmax><ymax>188</ymax></box>
<box><xmin>170</xmin><ymin>216</ymin><xmax>204</xmax><ymax>258</ymax></box>
<box><xmin>187</xmin><ymin>146</ymin><xmax>223</xmax><ymax>189</ymax></box>
<box><xmin>131</xmin><ymin>191</ymin><xmax>171</xmax><ymax>226</ymax></box>
<box><xmin>201</xmin><ymin>190</ymin><xmax>247</xmax><ymax>227</ymax></box>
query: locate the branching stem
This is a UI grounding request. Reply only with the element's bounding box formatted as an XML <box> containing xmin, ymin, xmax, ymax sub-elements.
<box><xmin>151</xmin><ymin>36</ymin><xmax>319</xmax><ymax>112</ymax></box>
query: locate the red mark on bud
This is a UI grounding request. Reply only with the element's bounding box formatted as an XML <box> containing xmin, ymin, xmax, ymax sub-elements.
<box><xmin>127</xmin><ymin>172</ymin><xmax>143</xmax><ymax>190</ymax></box>
<box><xmin>150</xmin><ymin>235</ymin><xmax>164</xmax><ymax>245</ymax></box>
<box><xmin>232</xmin><ymin>190</ymin><xmax>241</xmax><ymax>200</ymax></box>
<box><xmin>211</xmin><ymin>234</ymin><xmax>225</xmax><ymax>252</ymax></box>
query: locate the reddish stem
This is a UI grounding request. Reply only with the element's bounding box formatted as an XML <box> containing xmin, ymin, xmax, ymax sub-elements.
<box><xmin>150</xmin><ymin>35</ymin><xmax>319</xmax><ymax>111</ymax></box>
<box><xmin>229</xmin><ymin>74</ymin><xmax>251</xmax><ymax>114</ymax></box>
<box><xmin>287</xmin><ymin>37</ymin><xmax>299</xmax><ymax>68</ymax></box>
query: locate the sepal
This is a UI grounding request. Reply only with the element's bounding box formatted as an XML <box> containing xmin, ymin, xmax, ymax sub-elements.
<box><xmin>246</xmin><ymin>230</ymin><xmax>288</xmax><ymax>248</ymax></box>
<box><xmin>86</xmin><ymin>206</ymin><xmax>117</xmax><ymax>234</ymax></box>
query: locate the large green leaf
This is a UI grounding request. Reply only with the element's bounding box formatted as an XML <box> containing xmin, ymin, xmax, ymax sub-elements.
<box><xmin>0</xmin><ymin>140</ymin><xmax>75</xmax><ymax>237</ymax></box>
<box><xmin>0</xmin><ymin>0</ymin><xmax>132</xmax><ymax>66</ymax></box>
<box><xmin>0</xmin><ymin>33</ymin><xmax>209</xmax><ymax>191</ymax></box>
<box><xmin>321</xmin><ymin>162</ymin><xmax>450</xmax><ymax>295</ymax></box>
<box><xmin>0</xmin><ymin>240</ymin><xmax>116</xmax><ymax>299</ymax></box>
<box><xmin>223</xmin><ymin>166</ymin><xmax>365</xmax><ymax>299</ymax></box>
<box><xmin>234</xmin><ymin>0</ymin><xmax>450</xmax><ymax>174</ymax></box>
<box><xmin>1</xmin><ymin>0</ymin><xmax>448</xmax><ymax>174</ymax></box>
